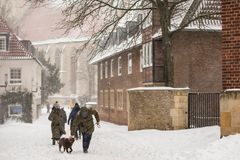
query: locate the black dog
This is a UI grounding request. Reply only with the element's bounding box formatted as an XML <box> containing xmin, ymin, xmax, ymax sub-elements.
<box><xmin>58</xmin><ymin>136</ymin><xmax>75</xmax><ymax>153</ymax></box>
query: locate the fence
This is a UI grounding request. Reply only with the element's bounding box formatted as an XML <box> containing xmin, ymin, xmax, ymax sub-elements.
<box><xmin>188</xmin><ymin>93</ymin><xmax>220</xmax><ymax>128</ymax></box>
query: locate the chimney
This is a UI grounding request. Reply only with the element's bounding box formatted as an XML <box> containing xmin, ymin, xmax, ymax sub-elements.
<box><xmin>126</xmin><ymin>21</ymin><xmax>139</xmax><ymax>39</ymax></box>
<box><xmin>116</xmin><ymin>27</ymin><xmax>127</xmax><ymax>45</ymax></box>
<box><xmin>21</xmin><ymin>40</ymin><xmax>33</xmax><ymax>53</ymax></box>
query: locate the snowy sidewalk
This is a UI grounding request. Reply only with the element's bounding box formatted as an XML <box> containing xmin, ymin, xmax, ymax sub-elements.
<box><xmin>0</xmin><ymin>112</ymin><xmax>240</xmax><ymax>160</ymax></box>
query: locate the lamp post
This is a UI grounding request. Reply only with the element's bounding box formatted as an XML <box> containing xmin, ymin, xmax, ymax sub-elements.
<box><xmin>0</xmin><ymin>74</ymin><xmax>8</xmax><ymax>91</ymax></box>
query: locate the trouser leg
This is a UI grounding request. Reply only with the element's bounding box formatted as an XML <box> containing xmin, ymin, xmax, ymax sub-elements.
<box><xmin>82</xmin><ymin>133</ymin><xmax>92</xmax><ymax>151</ymax></box>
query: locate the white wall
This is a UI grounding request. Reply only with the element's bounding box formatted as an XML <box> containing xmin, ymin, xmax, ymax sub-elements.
<box><xmin>0</xmin><ymin>59</ymin><xmax>42</xmax><ymax>97</ymax></box>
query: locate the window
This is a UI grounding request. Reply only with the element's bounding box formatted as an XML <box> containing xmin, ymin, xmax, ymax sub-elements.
<box><xmin>128</xmin><ymin>53</ymin><xmax>132</xmax><ymax>74</ymax></box>
<box><xmin>55</xmin><ymin>50</ymin><xmax>61</xmax><ymax>69</ymax></box>
<box><xmin>149</xmin><ymin>41</ymin><xmax>153</xmax><ymax>66</ymax></box>
<box><xmin>105</xmin><ymin>61</ymin><xmax>108</xmax><ymax>78</ymax></box>
<box><xmin>117</xmin><ymin>90</ymin><xmax>123</xmax><ymax>110</ymax></box>
<box><xmin>126</xmin><ymin>92</ymin><xmax>130</xmax><ymax>112</ymax></box>
<box><xmin>111</xmin><ymin>59</ymin><xmax>114</xmax><ymax>77</ymax></box>
<box><xmin>100</xmin><ymin>63</ymin><xmax>103</xmax><ymax>79</ymax></box>
<box><xmin>118</xmin><ymin>56</ymin><xmax>122</xmax><ymax>76</ymax></box>
<box><xmin>9</xmin><ymin>104</ymin><xmax>22</xmax><ymax>116</ymax></box>
<box><xmin>140</xmin><ymin>49</ymin><xmax>143</xmax><ymax>72</ymax></box>
<box><xmin>104</xmin><ymin>90</ymin><xmax>108</xmax><ymax>108</ymax></box>
<box><xmin>143</xmin><ymin>42</ymin><xmax>153</xmax><ymax>68</ymax></box>
<box><xmin>99</xmin><ymin>90</ymin><xmax>103</xmax><ymax>107</ymax></box>
<box><xmin>110</xmin><ymin>90</ymin><xmax>115</xmax><ymax>109</ymax></box>
<box><xmin>0</xmin><ymin>36</ymin><xmax>7</xmax><ymax>51</ymax></box>
<box><xmin>10</xmin><ymin>68</ymin><xmax>21</xmax><ymax>84</ymax></box>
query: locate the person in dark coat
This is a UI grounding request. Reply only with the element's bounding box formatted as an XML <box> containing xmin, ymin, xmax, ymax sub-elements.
<box><xmin>46</xmin><ymin>102</ymin><xmax>50</xmax><ymax>113</ymax></box>
<box><xmin>60</xmin><ymin>106</ymin><xmax>67</xmax><ymax>135</ymax></box>
<box><xmin>71</xmin><ymin>105</ymin><xmax>100</xmax><ymax>153</ymax></box>
<box><xmin>68</xmin><ymin>103</ymin><xmax>80</xmax><ymax>138</ymax></box>
<box><xmin>48</xmin><ymin>102</ymin><xmax>61</xmax><ymax>145</ymax></box>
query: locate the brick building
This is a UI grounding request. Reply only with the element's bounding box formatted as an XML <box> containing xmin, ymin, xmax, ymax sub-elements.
<box><xmin>222</xmin><ymin>0</ymin><xmax>240</xmax><ymax>89</ymax></box>
<box><xmin>220</xmin><ymin>0</ymin><xmax>240</xmax><ymax>137</ymax></box>
<box><xmin>90</xmin><ymin>0</ymin><xmax>222</xmax><ymax>125</ymax></box>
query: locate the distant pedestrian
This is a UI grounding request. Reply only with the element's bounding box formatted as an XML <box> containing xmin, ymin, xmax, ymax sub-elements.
<box><xmin>68</xmin><ymin>103</ymin><xmax>80</xmax><ymax>139</ymax></box>
<box><xmin>60</xmin><ymin>106</ymin><xmax>67</xmax><ymax>135</ymax></box>
<box><xmin>71</xmin><ymin>105</ymin><xmax>100</xmax><ymax>153</ymax></box>
<box><xmin>46</xmin><ymin>102</ymin><xmax>50</xmax><ymax>113</ymax></box>
<box><xmin>48</xmin><ymin>101</ymin><xmax>61</xmax><ymax>145</ymax></box>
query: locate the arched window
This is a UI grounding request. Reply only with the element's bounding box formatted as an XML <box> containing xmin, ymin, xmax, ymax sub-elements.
<box><xmin>55</xmin><ymin>49</ymin><xmax>61</xmax><ymax>69</ymax></box>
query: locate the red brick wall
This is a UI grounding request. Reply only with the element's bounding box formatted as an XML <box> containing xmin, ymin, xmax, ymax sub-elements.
<box><xmin>222</xmin><ymin>0</ymin><xmax>240</xmax><ymax>89</ymax></box>
<box><xmin>97</xmin><ymin>46</ymin><xmax>144</xmax><ymax>125</ymax></box>
<box><xmin>173</xmin><ymin>31</ymin><xmax>222</xmax><ymax>92</ymax></box>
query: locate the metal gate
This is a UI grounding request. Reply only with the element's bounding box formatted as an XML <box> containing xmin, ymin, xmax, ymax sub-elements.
<box><xmin>188</xmin><ymin>93</ymin><xmax>220</xmax><ymax>128</ymax></box>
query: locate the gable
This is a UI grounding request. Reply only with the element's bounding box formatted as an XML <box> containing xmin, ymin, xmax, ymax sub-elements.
<box><xmin>0</xmin><ymin>17</ymin><xmax>33</xmax><ymax>59</ymax></box>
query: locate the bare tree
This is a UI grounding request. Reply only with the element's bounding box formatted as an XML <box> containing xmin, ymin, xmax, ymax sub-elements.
<box><xmin>29</xmin><ymin>0</ymin><xmax>221</xmax><ymax>86</ymax></box>
<box><xmin>0</xmin><ymin>0</ymin><xmax>29</xmax><ymax>34</ymax></box>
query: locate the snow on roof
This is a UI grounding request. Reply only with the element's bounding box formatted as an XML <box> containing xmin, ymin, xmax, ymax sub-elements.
<box><xmin>128</xmin><ymin>87</ymin><xmax>190</xmax><ymax>91</ymax></box>
<box><xmin>32</xmin><ymin>37</ymin><xmax>90</xmax><ymax>45</ymax></box>
<box><xmin>89</xmin><ymin>35</ymin><xmax>142</xmax><ymax>64</ymax></box>
<box><xmin>224</xmin><ymin>89</ymin><xmax>240</xmax><ymax>92</ymax></box>
<box><xmin>0</xmin><ymin>16</ymin><xmax>33</xmax><ymax>59</ymax></box>
<box><xmin>86</xmin><ymin>102</ymin><xmax>97</xmax><ymax>105</ymax></box>
<box><xmin>153</xmin><ymin>0</ymin><xmax>221</xmax><ymax>39</ymax></box>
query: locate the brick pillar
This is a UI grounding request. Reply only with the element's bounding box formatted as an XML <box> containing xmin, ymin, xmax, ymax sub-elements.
<box><xmin>221</xmin><ymin>0</ymin><xmax>240</xmax><ymax>137</ymax></box>
<box><xmin>222</xmin><ymin>0</ymin><xmax>240</xmax><ymax>89</ymax></box>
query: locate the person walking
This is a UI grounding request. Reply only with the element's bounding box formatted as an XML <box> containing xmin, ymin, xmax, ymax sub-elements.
<box><xmin>60</xmin><ymin>106</ymin><xmax>67</xmax><ymax>135</ymax></box>
<box><xmin>68</xmin><ymin>103</ymin><xmax>81</xmax><ymax>139</ymax></box>
<box><xmin>71</xmin><ymin>105</ymin><xmax>100</xmax><ymax>153</ymax></box>
<box><xmin>48</xmin><ymin>101</ymin><xmax>61</xmax><ymax>145</ymax></box>
<box><xmin>46</xmin><ymin>102</ymin><xmax>50</xmax><ymax>113</ymax></box>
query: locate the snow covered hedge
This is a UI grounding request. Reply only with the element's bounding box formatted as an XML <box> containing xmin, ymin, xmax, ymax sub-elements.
<box><xmin>0</xmin><ymin>91</ymin><xmax>33</xmax><ymax>123</ymax></box>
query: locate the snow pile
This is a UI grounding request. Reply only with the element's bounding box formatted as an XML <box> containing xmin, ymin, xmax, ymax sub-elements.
<box><xmin>0</xmin><ymin>112</ymin><xmax>239</xmax><ymax>160</ymax></box>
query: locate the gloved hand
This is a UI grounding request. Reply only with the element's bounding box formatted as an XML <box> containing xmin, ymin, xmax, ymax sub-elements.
<box><xmin>96</xmin><ymin>122</ymin><xmax>101</xmax><ymax>128</ymax></box>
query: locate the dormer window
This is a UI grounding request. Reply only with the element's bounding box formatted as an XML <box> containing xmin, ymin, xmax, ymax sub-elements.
<box><xmin>0</xmin><ymin>36</ymin><xmax>7</xmax><ymax>51</ymax></box>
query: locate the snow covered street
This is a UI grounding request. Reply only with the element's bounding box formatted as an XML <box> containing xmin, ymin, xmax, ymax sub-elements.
<box><xmin>0</xmin><ymin>110</ymin><xmax>240</xmax><ymax>160</ymax></box>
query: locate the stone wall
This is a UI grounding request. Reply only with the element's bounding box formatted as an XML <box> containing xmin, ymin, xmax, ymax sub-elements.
<box><xmin>128</xmin><ymin>87</ymin><xmax>188</xmax><ymax>131</ymax></box>
<box><xmin>220</xmin><ymin>90</ymin><xmax>240</xmax><ymax>137</ymax></box>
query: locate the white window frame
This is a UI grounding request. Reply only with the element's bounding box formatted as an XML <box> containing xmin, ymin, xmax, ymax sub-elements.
<box><xmin>111</xmin><ymin>59</ymin><xmax>114</xmax><ymax>77</ymax></box>
<box><xmin>105</xmin><ymin>61</ymin><xmax>108</xmax><ymax>78</ymax></box>
<box><xmin>110</xmin><ymin>90</ymin><xmax>115</xmax><ymax>109</ymax></box>
<box><xmin>100</xmin><ymin>63</ymin><xmax>103</xmax><ymax>80</ymax></box>
<box><xmin>99</xmin><ymin>90</ymin><xmax>103</xmax><ymax>108</ymax></box>
<box><xmin>149</xmin><ymin>41</ymin><xmax>153</xmax><ymax>66</ymax></box>
<box><xmin>117</xmin><ymin>89</ymin><xmax>123</xmax><ymax>110</ymax></box>
<box><xmin>142</xmin><ymin>42</ymin><xmax>153</xmax><ymax>68</ymax></box>
<box><xmin>104</xmin><ymin>90</ymin><xmax>108</xmax><ymax>108</ymax></box>
<box><xmin>8</xmin><ymin>104</ymin><xmax>22</xmax><ymax>117</ymax></box>
<box><xmin>128</xmin><ymin>53</ymin><xmax>132</xmax><ymax>74</ymax></box>
<box><xmin>140</xmin><ymin>49</ymin><xmax>143</xmax><ymax>72</ymax></box>
<box><xmin>9</xmin><ymin>68</ymin><xmax>22</xmax><ymax>85</ymax></box>
<box><xmin>0</xmin><ymin>36</ymin><xmax>7</xmax><ymax>51</ymax></box>
<box><xmin>118</xmin><ymin>56</ymin><xmax>122</xmax><ymax>76</ymax></box>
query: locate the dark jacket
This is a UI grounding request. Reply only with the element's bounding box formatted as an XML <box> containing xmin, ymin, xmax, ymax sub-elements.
<box><xmin>71</xmin><ymin>107</ymin><xmax>100</xmax><ymax>135</ymax></box>
<box><xmin>48</xmin><ymin>107</ymin><xmax>61</xmax><ymax>139</ymax></box>
<box><xmin>67</xmin><ymin>105</ymin><xmax>80</xmax><ymax>126</ymax></box>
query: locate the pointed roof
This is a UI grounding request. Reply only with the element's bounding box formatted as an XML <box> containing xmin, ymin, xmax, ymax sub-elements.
<box><xmin>0</xmin><ymin>16</ymin><xmax>33</xmax><ymax>59</ymax></box>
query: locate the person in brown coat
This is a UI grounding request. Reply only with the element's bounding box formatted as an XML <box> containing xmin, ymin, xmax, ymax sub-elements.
<box><xmin>48</xmin><ymin>102</ymin><xmax>61</xmax><ymax>145</ymax></box>
<box><xmin>60</xmin><ymin>106</ymin><xmax>67</xmax><ymax>135</ymax></box>
<box><xmin>71</xmin><ymin>105</ymin><xmax>100</xmax><ymax>153</ymax></box>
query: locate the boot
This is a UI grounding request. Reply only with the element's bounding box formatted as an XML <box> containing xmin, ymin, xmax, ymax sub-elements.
<box><xmin>52</xmin><ymin>139</ymin><xmax>55</xmax><ymax>145</ymax></box>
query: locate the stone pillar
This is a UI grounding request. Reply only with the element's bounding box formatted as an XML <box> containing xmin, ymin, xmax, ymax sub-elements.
<box><xmin>128</xmin><ymin>87</ymin><xmax>189</xmax><ymax>131</ymax></box>
<box><xmin>220</xmin><ymin>90</ymin><xmax>240</xmax><ymax>137</ymax></box>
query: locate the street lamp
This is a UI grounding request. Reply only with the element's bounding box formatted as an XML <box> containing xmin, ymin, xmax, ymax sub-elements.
<box><xmin>0</xmin><ymin>74</ymin><xmax>8</xmax><ymax>90</ymax></box>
